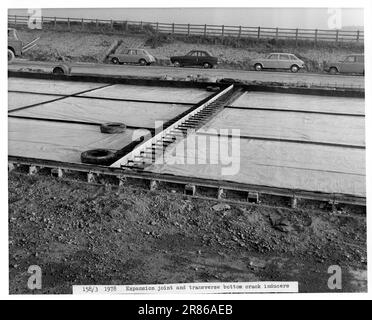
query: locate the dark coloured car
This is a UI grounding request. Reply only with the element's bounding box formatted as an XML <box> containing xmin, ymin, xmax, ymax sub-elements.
<box><xmin>170</xmin><ymin>50</ymin><xmax>218</xmax><ymax>68</ymax></box>
<box><xmin>324</xmin><ymin>54</ymin><xmax>364</xmax><ymax>75</ymax></box>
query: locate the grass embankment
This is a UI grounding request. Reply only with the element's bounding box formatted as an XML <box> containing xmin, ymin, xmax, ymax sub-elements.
<box><xmin>18</xmin><ymin>30</ymin><xmax>128</xmax><ymax>63</ymax></box>
<box><xmin>17</xmin><ymin>27</ymin><xmax>364</xmax><ymax>72</ymax></box>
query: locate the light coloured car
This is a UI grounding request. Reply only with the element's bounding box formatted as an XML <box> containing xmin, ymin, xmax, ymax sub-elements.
<box><xmin>250</xmin><ymin>53</ymin><xmax>305</xmax><ymax>73</ymax></box>
<box><xmin>109</xmin><ymin>48</ymin><xmax>156</xmax><ymax>66</ymax></box>
<box><xmin>324</xmin><ymin>54</ymin><xmax>364</xmax><ymax>75</ymax></box>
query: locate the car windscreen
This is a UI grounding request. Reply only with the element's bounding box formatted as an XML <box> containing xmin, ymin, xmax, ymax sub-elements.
<box><xmin>344</xmin><ymin>56</ymin><xmax>356</xmax><ymax>62</ymax></box>
<box><xmin>8</xmin><ymin>29</ymin><xmax>18</xmax><ymax>40</ymax></box>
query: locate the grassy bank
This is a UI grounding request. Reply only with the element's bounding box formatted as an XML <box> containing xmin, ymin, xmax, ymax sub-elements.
<box><xmin>17</xmin><ymin>28</ymin><xmax>364</xmax><ymax>72</ymax></box>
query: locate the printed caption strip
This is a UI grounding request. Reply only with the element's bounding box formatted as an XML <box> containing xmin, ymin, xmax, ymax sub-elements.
<box><xmin>73</xmin><ymin>282</ymin><xmax>299</xmax><ymax>294</ymax></box>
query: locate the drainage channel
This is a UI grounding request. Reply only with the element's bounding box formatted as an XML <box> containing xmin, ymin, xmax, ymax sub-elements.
<box><xmin>110</xmin><ymin>84</ymin><xmax>241</xmax><ymax>170</ymax></box>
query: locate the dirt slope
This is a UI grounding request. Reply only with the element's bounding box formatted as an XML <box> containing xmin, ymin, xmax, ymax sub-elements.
<box><xmin>9</xmin><ymin>173</ymin><xmax>367</xmax><ymax>294</ymax></box>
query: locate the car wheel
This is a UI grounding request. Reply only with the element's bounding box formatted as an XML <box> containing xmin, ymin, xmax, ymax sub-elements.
<box><xmin>254</xmin><ymin>63</ymin><xmax>263</xmax><ymax>71</ymax></box>
<box><xmin>53</xmin><ymin>67</ymin><xmax>64</xmax><ymax>75</ymax></box>
<box><xmin>139</xmin><ymin>59</ymin><xmax>147</xmax><ymax>66</ymax></box>
<box><xmin>173</xmin><ymin>61</ymin><xmax>181</xmax><ymax>67</ymax></box>
<box><xmin>52</xmin><ymin>64</ymin><xmax>71</xmax><ymax>75</ymax></box>
<box><xmin>111</xmin><ymin>57</ymin><xmax>119</xmax><ymax>64</ymax></box>
<box><xmin>290</xmin><ymin>65</ymin><xmax>299</xmax><ymax>73</ymax></box>
<box><xmin>8</xmin><ymin>49</ymin><xmax>15</xmax><ymax>63</ymax></box>
<box><xmin>203</xmin><ymin>62</ymin><xmax>212</xmax><ymax>69</ymax></box>
<box><xmin>329</xmin><ymin>67</ymin><xmax>338</xmax><ymax>75</ymax></box>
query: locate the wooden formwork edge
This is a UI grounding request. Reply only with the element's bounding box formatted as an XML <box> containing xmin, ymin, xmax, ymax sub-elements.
<box><xmin>8</xmin><ymin>156</ymin><xmax>366</xmax><ymax>207</ymax></box>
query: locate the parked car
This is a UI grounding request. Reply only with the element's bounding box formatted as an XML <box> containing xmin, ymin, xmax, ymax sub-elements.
<box><xmin>109</xmin><ymin>48</ymin><xmax>156</xmax><ymax>66</ymax></box>
<box><xmin>8</xmin><ymin>28</ymin><xmax>39</xmax><ymax>62</ymax></box>
<box><xmin>324</xmin><ymin>54</ymin><xmax>364</xmax><ymax>75</ymax></box>
<box><xmin>170</xmin><ymin>50</ymin><xmax>218</xmax><ymax>68</ymax></box>
<box><xmin>250</xmin><ymin>53</ymin><xmax>305</xmax><ymax>73</ymax></box>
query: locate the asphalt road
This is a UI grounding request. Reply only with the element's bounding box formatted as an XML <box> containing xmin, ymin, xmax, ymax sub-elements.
<box><xmin>9</xmin><ymin>59</ymin><xmax>365</xmax><ymax>89</ymax></box>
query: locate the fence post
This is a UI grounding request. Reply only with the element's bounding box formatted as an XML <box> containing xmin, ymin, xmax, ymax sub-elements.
<box><xmin>236</xmin><ymin>26</ymin><xmax>241</xmax><ymax>46</ymax></box>
<box><xmin>9</xmin><ymin>15</ymin><xmax>363</xmax><ymax>45</ymax></box>
<box><xmin>295</xmin><ymin>28</ymin><xmax>298</xmax><ymax>46</ymax></box>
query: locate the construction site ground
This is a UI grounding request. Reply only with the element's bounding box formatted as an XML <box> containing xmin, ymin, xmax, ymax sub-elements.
<box><xmin>9</xmin><ymin>172</ymin><xmax>367</xmax><ymax>294</ymax></box>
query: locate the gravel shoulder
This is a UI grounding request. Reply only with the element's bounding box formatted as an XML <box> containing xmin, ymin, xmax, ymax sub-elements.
<box><xmin>9</xmin><ymin>173</ymin><xmax>367</xmax><ymax>294</ymax></box>
<box><xmin>8</xmin><ymin>60</ymin><xmax>365</xmax><ymax>89</ymax></box>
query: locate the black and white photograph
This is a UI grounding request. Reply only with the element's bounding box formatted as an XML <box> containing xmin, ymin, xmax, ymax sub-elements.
<box><xmin>3</xmin><ymin>0</ymin><xmax>371</xmax><ymax>301</ymax></box>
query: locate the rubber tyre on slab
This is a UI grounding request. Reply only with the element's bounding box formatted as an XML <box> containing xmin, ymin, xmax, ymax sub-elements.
<box><xmin>100</xmin><ymin>122</ymin><xmax>126</xmax><ymax>134</ymax></box>
<box><xmin>206</xmin><ymin>86</ymin><xmax>220</xmax><ymax>92</ymax></box>
<box><xmin>81</xmin><ymin>149</ymin><xmax>116</xmax><ymax>166</ymax></box>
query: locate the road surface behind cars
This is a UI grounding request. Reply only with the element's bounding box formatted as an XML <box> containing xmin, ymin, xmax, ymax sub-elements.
<box><xmin>8</xmin><ymin>59</ymin><xmax>365</xmax><ymax>89</ymax></box>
